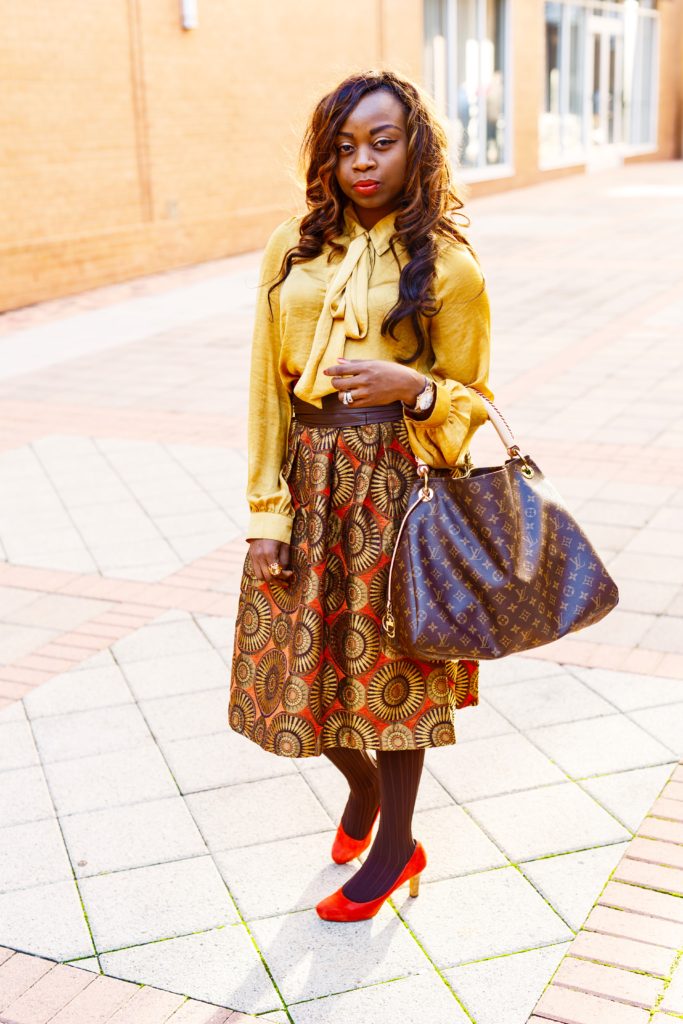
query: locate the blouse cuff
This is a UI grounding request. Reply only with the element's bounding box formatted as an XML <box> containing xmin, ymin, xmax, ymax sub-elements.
<box><xmin>246</xmin><ymin>511</ymin><xmax>294</xmax><ymax>545</ymax></box>
<box><xmin>403</xmin><ymin>380</ymin><xmax>451</xmax><ymax>428</ymax></box>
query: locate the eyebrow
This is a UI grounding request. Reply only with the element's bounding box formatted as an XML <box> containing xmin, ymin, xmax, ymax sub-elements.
<box><xmin>336</xmin><ymin>123</ymin><xmax>403</xmax><ymax>138</ymax></box>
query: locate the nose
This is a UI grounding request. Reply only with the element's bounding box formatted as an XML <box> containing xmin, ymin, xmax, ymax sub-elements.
<box><xmin>352</xmin><ymin>145</ymin><xmax>377</xmax><ymax>172</ymax></box>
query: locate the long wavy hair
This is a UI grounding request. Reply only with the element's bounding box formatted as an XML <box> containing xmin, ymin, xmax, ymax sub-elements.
<box><xmin>267</xmin><ymin>69</ymin><xmax>483</xmax><ymax>362</ymax></box>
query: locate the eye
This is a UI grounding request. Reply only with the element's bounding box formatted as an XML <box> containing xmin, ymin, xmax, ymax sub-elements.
<box><xmin>337</xmin><ymin>143</ymin><xmax>354</xmax><ymax>155</ymax></box>
<box><xmin>374</xmin><ymin>138</ymin><xmax>396</xmax><ymax>148</ymax></box>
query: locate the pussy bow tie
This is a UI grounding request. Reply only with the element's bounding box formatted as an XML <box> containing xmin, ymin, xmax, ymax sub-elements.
<box><xmin>293</xmin><ymin>231</ymin><xmax>373</xmax><ymax>406</ymax></box>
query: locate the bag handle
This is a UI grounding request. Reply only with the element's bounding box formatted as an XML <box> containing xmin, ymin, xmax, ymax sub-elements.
<box><xmin>383</xmin><ymin>385</ymin><xmax>531</xmax><ymax>640</ymax></box>
<box><xmin>414</xmin><ymin>385</ymin><xmax>521</xmax><ymax>470</ymax></box>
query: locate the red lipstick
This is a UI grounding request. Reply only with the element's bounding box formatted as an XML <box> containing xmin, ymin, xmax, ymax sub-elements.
<box><xmin>353</xmin><ymin>179</ymin><xmax>380</xmax><ymax>195</ymax></box>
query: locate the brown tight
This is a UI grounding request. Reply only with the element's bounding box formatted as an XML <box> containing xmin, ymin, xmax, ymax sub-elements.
<box><xmin>323</xmin><ymin>747</ymin><xmax>425</xmax><ymax>903</ymax></box>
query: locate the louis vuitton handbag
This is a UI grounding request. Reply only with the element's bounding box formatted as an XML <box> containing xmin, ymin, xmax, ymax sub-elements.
<box><xmin>381</xmin><ymin>387</ymin><xmax>619</xmax><ymax>660</ymax></box>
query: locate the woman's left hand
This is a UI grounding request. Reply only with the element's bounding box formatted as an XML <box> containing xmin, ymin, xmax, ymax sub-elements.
<box><xmin>323</xmin><ymin>358</ymin><xmax>425</xmax><ymax>406</ymax></box>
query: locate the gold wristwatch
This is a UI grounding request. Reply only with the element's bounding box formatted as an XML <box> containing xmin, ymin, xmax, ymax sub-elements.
<box><xmin>404</xmin><ymin>375</ymin><xmax>436</xmax><ymax>414</ymax></box>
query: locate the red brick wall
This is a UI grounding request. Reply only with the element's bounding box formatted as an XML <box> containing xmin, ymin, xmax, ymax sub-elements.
<box><xmin>1</xmin><ymin>0</ymin><xmax>680</xmax><ymax>311</ymax></box>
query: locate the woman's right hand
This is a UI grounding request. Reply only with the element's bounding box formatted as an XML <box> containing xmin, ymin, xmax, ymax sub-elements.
<box><xmin>247</xmin><ymin>539</ymin><xmax>294</xmax><ymax>585</ymax></box>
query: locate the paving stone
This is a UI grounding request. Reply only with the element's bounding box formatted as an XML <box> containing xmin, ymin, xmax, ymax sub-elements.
<box><xmin>630</xmin><ymin>704</ymin><xmax>683</xmax><ymax>756</ymax></box>
<box><xmin>214</xmin><ymin>831</ymin><xmax>352</xmax><ymax>921</ymax></box>
<box><xmin>22</xmin><ymin>665</ymin><xmax>134</xmax><ymax>719</ymax></box>
<box><xmin>599</xmin><ymin>880</ymin><xmax>683</xmax><ymax>923</ymax></box>
<box><xmin>287</xmin><ymin>971</ymin><xmax>471</xmax><ymax>1024</ymax></box>
<box><xmin>43</xmin><ymin>737</ymin><xmax>178</xmax><ymax>815</ymax></box>
<box><xmin>573</xmin><ymin>667</ymin><xmax>683</xmax><ymax>712</ymax></box>
<box><xmin>0</xmin><ymin>700</ymin><xmax>26</xmax><ymax>723</ymax></box>
<box><xmin>79</xmin><ymin>855</ymin><xmax>239</xmax><ymax>951</ymax></box>
<box><xmin>31</xmin><ymin>704</ymin><xmax>152</xmax><ymax>763</ymax></box>
<box><xmin>194</xmin><ymin>613</ymin><xmax>230</xmax><ymax>654</ymax></box>
<box><xmin>185</xmin><ymin>774</ymin><xmax>332</xmax><ymax>852</ymax></box>
<box><xmin>66</xmin><ymin>957</ymin><xmax>100</xmax><ymax>973</ymax></box>
<box><xmin>0</xmin><ymin>879</ymin><xmax>94</xmax><ymax>961</ymax></box>
<box><xmin>569</xmin><ymin>930</ymin><xmax>677</xmax><ymax>977</ymax></box>
<box><xmin>535</xmin><ymin>983</ymin><xmax>650</xmax><ymax>1023</ymax></box>
<box><xmin>466</xmin><ymin>783</ymin><xmax>629</xmax><ymax>862</ymax></box>
<box><xmin>444</xmin><ymin>943</ymin><xmax>570</xmax><ymax>1024</ymax></box>
<box><xmin>663</xmin><ymin>781</ymin><xmax>683</xmax><ymax>802</ymax></box>
<box><xmin>47</xmin><ymin>973</ymin><xmax>144</xmax><ymax>1024</ymax></box>
<box><xmin>0</xmin><ymin>952</ymin><xmax>56</xmax><ymax>1006</ymax></box>
<box><xmin>427</xmin><ymin>732</ymin><xmax>566</xmax><ymax>803</ymax></box>
<box><xmin>485</xmin><ymin>674</ymin><xmax>615</xmax><ymax>729</ymax></box>
<box><xmin>249</xmin><ymin>907</ymin><xmax>431</xmax><ymax>1003</ymax></box>
<box><xmin>161</xmin><ymin>729</ymin><xmax>297</xmax><ymax>793</ymax></box>
<box><xmin>629</xmin><ymin>836</ymin><xmax>683</xmax><ymax>869</ymax></box>
<box><xmin>100</xmin><ymin>925</ymin><xmax>281</xmax><ymax>1014</ymax></box>
<box><xmin>580</xmin><ymin>764</ymin><xmax>676</xmax><ymax>831</ymax></box>
<box><xmin>450</xmin><ymin>699</ymin><xmax>517</xmax><ymax>742</ymax></box>
<box><xmin>527</xmin><ymin>715</ymin><xmax>675</xmax><ymax>778</ymax></box>
<box><xmin>652</xmin><ymin>798</ymin><xmax>683</xmax><ymax>823</ymax></box>
<box><xmin>121</xmin><ymin>649</ymin><xmax>230</xmax><ymax>700</ymax></box>
<box><xmin>0</xmin><ymin>764</ymin><xmax>54</xmax><ymax>826</ymax></box>
<box><xmin>411</xmin><ymin>803</ymin><xmax>509</xmax><ymax>880</ymax></box>
<box><xmin>553</xmin><ymin>956</ymin><xmax>664</xmax><ymax>1009</ymax></box>
<box><xmin>138</xmin><ymin>688</ymin><xmax>229</xmax><ymax>742</ymax></box>
<box><xmin>480</xmin><ymin>656</ymin><xmax>567</xmax><ymax>687</ymax></box>
<box><xmin>111</xmin><ymin>618</ymin><xmax>212</xmax><ymax>663</ymax></box>
<box><xmin>401</xmin><ymin>866</ymin><xmax>571</xmax><ymax>968</ymax></box>
<box><xmin>585</xmin><ymin>904</ymin><xmax>683</xmax><ymax>949</ymax></box>
<box><xmin>61</xmin><ymin>796</ymin><xmax>208</xmax><ymax>876</ymax></box>
<box><xmin>0</xmin><ymin>719</ymin><xmax>40</xmax><ymax>771</ymax></box>
<box><xmin>1</xmin><ymin>962</ymin><xmax>95</xmax><ymax>1023</ymax></box>
<box><xmin>614</xmin><ymin>858</ymin><xmax>683</xmax><ymax>896</ymax></box>
<box><xmin>520</xmin><ymin>843</ymin><xmax>629</xmax><ymax>931</ymax></box>
<box><xmin>638</xmin><ymin>816</ymin><xmax>683</xmax><ymax>844</ymax></box>
<box><xmin>0</xmin><ymin>817</ymin><xmax>73</xmax><ymax>894</ymax></box>
<box><xmin>0</xmin><ymin>622</ymin><xmax>60</xmax><ymax>662</ymax></box>
<box><xmin>7</xmin><ymin>594</ymin><xmax>110</xmax><ymax>632</ymax></box>
<box><xmin>99</xmin><ymin>986</ymin><xmax>198</xmax><ymax>1024</ymax></box>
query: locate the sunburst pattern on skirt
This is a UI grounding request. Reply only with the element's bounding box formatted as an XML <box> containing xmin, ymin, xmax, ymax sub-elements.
<box><xmin>229</xmin><ymin>413</ymin><xmax>479</xmax><ymax>757</ymax></box>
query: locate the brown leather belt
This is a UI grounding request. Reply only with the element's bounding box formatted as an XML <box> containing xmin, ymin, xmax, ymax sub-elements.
<box><xmin>291</xmin><ymin>392</ymin><xmax>404</xmax><ymax>426</ymax></box>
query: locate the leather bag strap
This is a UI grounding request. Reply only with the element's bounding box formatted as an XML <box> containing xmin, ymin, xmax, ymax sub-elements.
<box><xmin>413</xmin><ymin>386</ymin><xmax>521</xmax><ymax>469</ymax></box>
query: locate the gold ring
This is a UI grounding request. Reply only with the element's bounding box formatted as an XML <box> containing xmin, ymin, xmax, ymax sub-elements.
<box><xmin>268</xmin><ymin>561</ymin><xmax>282</xmax><ymax>576</ymax></box>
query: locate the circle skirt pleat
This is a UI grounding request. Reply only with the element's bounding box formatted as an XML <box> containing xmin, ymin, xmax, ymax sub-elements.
<box><xmin>228</xmin><ymin>413</ymin><xmax>479</xmax><ymax>757</ymax></box>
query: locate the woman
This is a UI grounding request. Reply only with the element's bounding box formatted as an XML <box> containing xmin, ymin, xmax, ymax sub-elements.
<box><xmin>228</xmin><ymin>69</ymin><xmax>493</xmax><ymax>922</ymax></box>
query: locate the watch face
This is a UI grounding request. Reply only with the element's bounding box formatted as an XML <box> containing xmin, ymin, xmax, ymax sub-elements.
<box><xmin>417</xmin><ymin>382</ymin><xmax>434</xmax><ymax>409</ymax></box>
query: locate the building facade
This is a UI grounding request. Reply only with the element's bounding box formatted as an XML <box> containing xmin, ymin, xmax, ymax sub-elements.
<box><xmin>2</xmin><ymin>0</ymin><xmax>681</xmax><ymax>310</ymax></box>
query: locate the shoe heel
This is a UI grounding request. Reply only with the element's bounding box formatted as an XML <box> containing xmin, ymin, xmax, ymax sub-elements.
<box><xmin>409</xmin><ymin>872</ymin><xmax>421</xmax><ymax>897</ymax></box>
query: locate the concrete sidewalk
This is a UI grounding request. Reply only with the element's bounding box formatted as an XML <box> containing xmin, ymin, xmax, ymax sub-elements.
<box><xmin>0</xmin><ymin>160</ymin><xmax>682</xmax><ymax>1024</ymax></box>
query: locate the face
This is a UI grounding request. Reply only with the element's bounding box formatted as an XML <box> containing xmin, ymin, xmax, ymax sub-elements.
<box><xmin>333</xmin><ymin>89</ymin><xmax>408</xmax><ymax>230</ymax></box>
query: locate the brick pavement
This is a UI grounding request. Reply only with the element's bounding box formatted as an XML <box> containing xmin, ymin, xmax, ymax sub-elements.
<box><xmin>0</xmin><ymin>160</ymin><xmax>682</xmax><ymax>1023</ymax></box>
<box><xmin>529</xmin><ymin>764</ymin><xmax>683</xmax><ymax>1023</ymax></box>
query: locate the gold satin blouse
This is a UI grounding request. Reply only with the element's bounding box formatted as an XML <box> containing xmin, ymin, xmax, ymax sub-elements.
<box><xmin>246</xmin><ymin>203</ymin><xmax>493</xmax><ymax>544</ymax></box>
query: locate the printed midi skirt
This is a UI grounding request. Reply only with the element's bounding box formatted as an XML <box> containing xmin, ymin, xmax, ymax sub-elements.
<box><xmin>228</xmin><ymin>405</ymin><xmax>479</xmax><ymax>758</ymax></box>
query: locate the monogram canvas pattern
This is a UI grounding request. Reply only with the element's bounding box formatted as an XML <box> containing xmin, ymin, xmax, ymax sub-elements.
<box><xmin>229</xmin><ymin>415</ymin><xmax>479</xmax><ymax>758</ymax></box>
<box><xmin>388</xmin><ymin>456</ymin><xmax>619</xmax><ymax>660</ymax></box>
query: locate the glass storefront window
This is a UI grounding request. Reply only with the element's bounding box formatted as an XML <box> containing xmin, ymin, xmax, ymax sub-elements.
<box><xmin>541</xmin><ymin>0</ymin><xmax>659</xmax><ymax>166</ymax></box>
<box><xmin>423</xmin><ymin>0</ymin><xmax>509</xmax><ymax>172</ymax></box>
<box><xmin>541</xmin><ymin>3</ymin><xmax>588</xmax><ymax>164</ymax></box>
